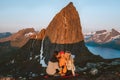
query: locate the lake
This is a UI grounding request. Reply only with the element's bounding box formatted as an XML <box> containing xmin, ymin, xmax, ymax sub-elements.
<box><xmin>40</xmin><ymin>45</ymin><xmax>120</xmax><ymax>67</ymax></box>
<box><xmin>86</xmin><ymin>45</ymin><xmax>120</xmax><ymax>59</ymax></box>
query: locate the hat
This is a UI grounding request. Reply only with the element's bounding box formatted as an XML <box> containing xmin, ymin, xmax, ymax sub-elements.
<box><xmin>59</xmin><ymin>51</ymin><xmax>64</xmax><ymax>54</ymax></box>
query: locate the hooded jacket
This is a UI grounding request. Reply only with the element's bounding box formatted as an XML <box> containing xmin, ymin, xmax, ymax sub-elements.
<box><xmin>46</xmin><ymin>61</ymin><xmax>59</xmax><ymax>75</ymax></box>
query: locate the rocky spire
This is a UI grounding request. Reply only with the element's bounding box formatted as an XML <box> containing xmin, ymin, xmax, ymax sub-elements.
<box><xmin>42</xmin><ymin>2</ymin><xmax>103</xmax><ymax>65</ymax></box>
<box><xmin>46</xmin><ymin>2</ymin><xmax>84</xmax><ymax>44</ymax></box>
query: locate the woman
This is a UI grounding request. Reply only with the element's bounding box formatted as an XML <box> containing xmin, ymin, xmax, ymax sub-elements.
<box><xmin>46</xmin><ymin>51</ymin><xmax>59</xmax><ymax>76</ymax></box>
<box><xmin>65</xmin><ymin>51</ymin><xmax>75</xmax><ymax>76</ymax></box>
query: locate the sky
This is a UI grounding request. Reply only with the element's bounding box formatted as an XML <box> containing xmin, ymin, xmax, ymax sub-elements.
<box><xmin>0</xmin><ymin>0</ymin><xmax>120</xmax><ymax>33</ymax></box>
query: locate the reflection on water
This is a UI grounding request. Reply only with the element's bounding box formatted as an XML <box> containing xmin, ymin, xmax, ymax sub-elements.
<box><xmin>86</xmin><ymin>45</ymin><xmax>120</xmax><ymax>59</ymax></box>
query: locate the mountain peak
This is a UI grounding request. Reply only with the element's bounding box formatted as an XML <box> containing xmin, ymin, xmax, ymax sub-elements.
<box><xmin>85</xmin><ymin>29</ymin><xmax>120</xmax><ymax>43</ymax></box>
<box><xmin>111</xmin><ymin>28</ymin><xmax>120</xmax><ymax>36</ymax></box>
<box><xmin>46</xmin><ymin>2</ymin><xmax>83</xmax><ymax>44</ymax></box>
<box><xmin>37</xmin><ymin>29</ymin><xmax>46</xmax><ymax>40</ymax></box>
<box><xmin>0</xmin><ymin>28</ymin><xmax>36</xmax><ymax>47</ymax></box>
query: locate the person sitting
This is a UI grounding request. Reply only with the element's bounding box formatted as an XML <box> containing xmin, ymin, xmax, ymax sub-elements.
<box><xmin>46</xmin><ymin>51</ymin><xmax>60</xmax><ymax>76</ymax></box>
<box><xmin>65</xmin><ymin>51</ymin><xmax>75</xmax><ymax>76</ymax></box>
<box><xmin>57</xmin><ymin>51</ymin><xmax>67</xmax><ymax>76</ymax></box>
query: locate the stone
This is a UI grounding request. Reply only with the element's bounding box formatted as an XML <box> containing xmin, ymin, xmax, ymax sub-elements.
<box><xmin>90</xmin><ymin>68</ymin><xmax>98</xmax><ymax>75</ymax></box>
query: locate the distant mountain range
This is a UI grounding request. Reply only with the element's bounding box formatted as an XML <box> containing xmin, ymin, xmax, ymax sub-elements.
<box><xmin>0</xmin><ymin>28</ymin><xmax>36</xmax><ymax>48</ymax></box>
<box><xmin>1</xmin><ymin>28</ymin><xmax>120</xmax><ymax>50</ymax></box>
<box><xmin>0</xmin><ymin>32</ymin><xmax>12</xmax><ymax>39</ymax></box>
<box><xmin>85</xmin><ymin>29</ymin><xmax>120</xmax><ymax>50</ymax></box>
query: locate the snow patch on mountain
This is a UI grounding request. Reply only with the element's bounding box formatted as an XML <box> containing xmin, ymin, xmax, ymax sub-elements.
<box><xmin>85</xmin><ymin>29</ymin><xmax>120</xmax><ymax>43</ymax></box>
<box><xmin>25</xmin><ymin>32</ymin><xmax>37</xmax><ymax>38</ymax></box>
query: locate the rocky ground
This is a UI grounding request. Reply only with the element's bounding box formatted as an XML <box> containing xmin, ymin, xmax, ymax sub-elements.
<box><xmin>1</xmin><ymin>59</ymin><xmax>119</xmax><ymax>80</ymax></box>
<box><xmin>31</xmin><ymin>59</ymin><xmax>120</xmax><ymax>80</ymax></box>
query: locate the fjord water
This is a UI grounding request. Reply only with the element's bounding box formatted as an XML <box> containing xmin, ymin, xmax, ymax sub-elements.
<box><xmin>86</xmin><ymin>45</ymin><xmax>120</xmax><ymax>59</ymax></box>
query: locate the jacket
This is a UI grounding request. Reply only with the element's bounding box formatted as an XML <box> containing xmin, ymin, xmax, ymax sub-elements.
<box><xmin>46</xmin><ymin>61</ymin><xmax>59</xmax><ymax>75</ymax></box>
